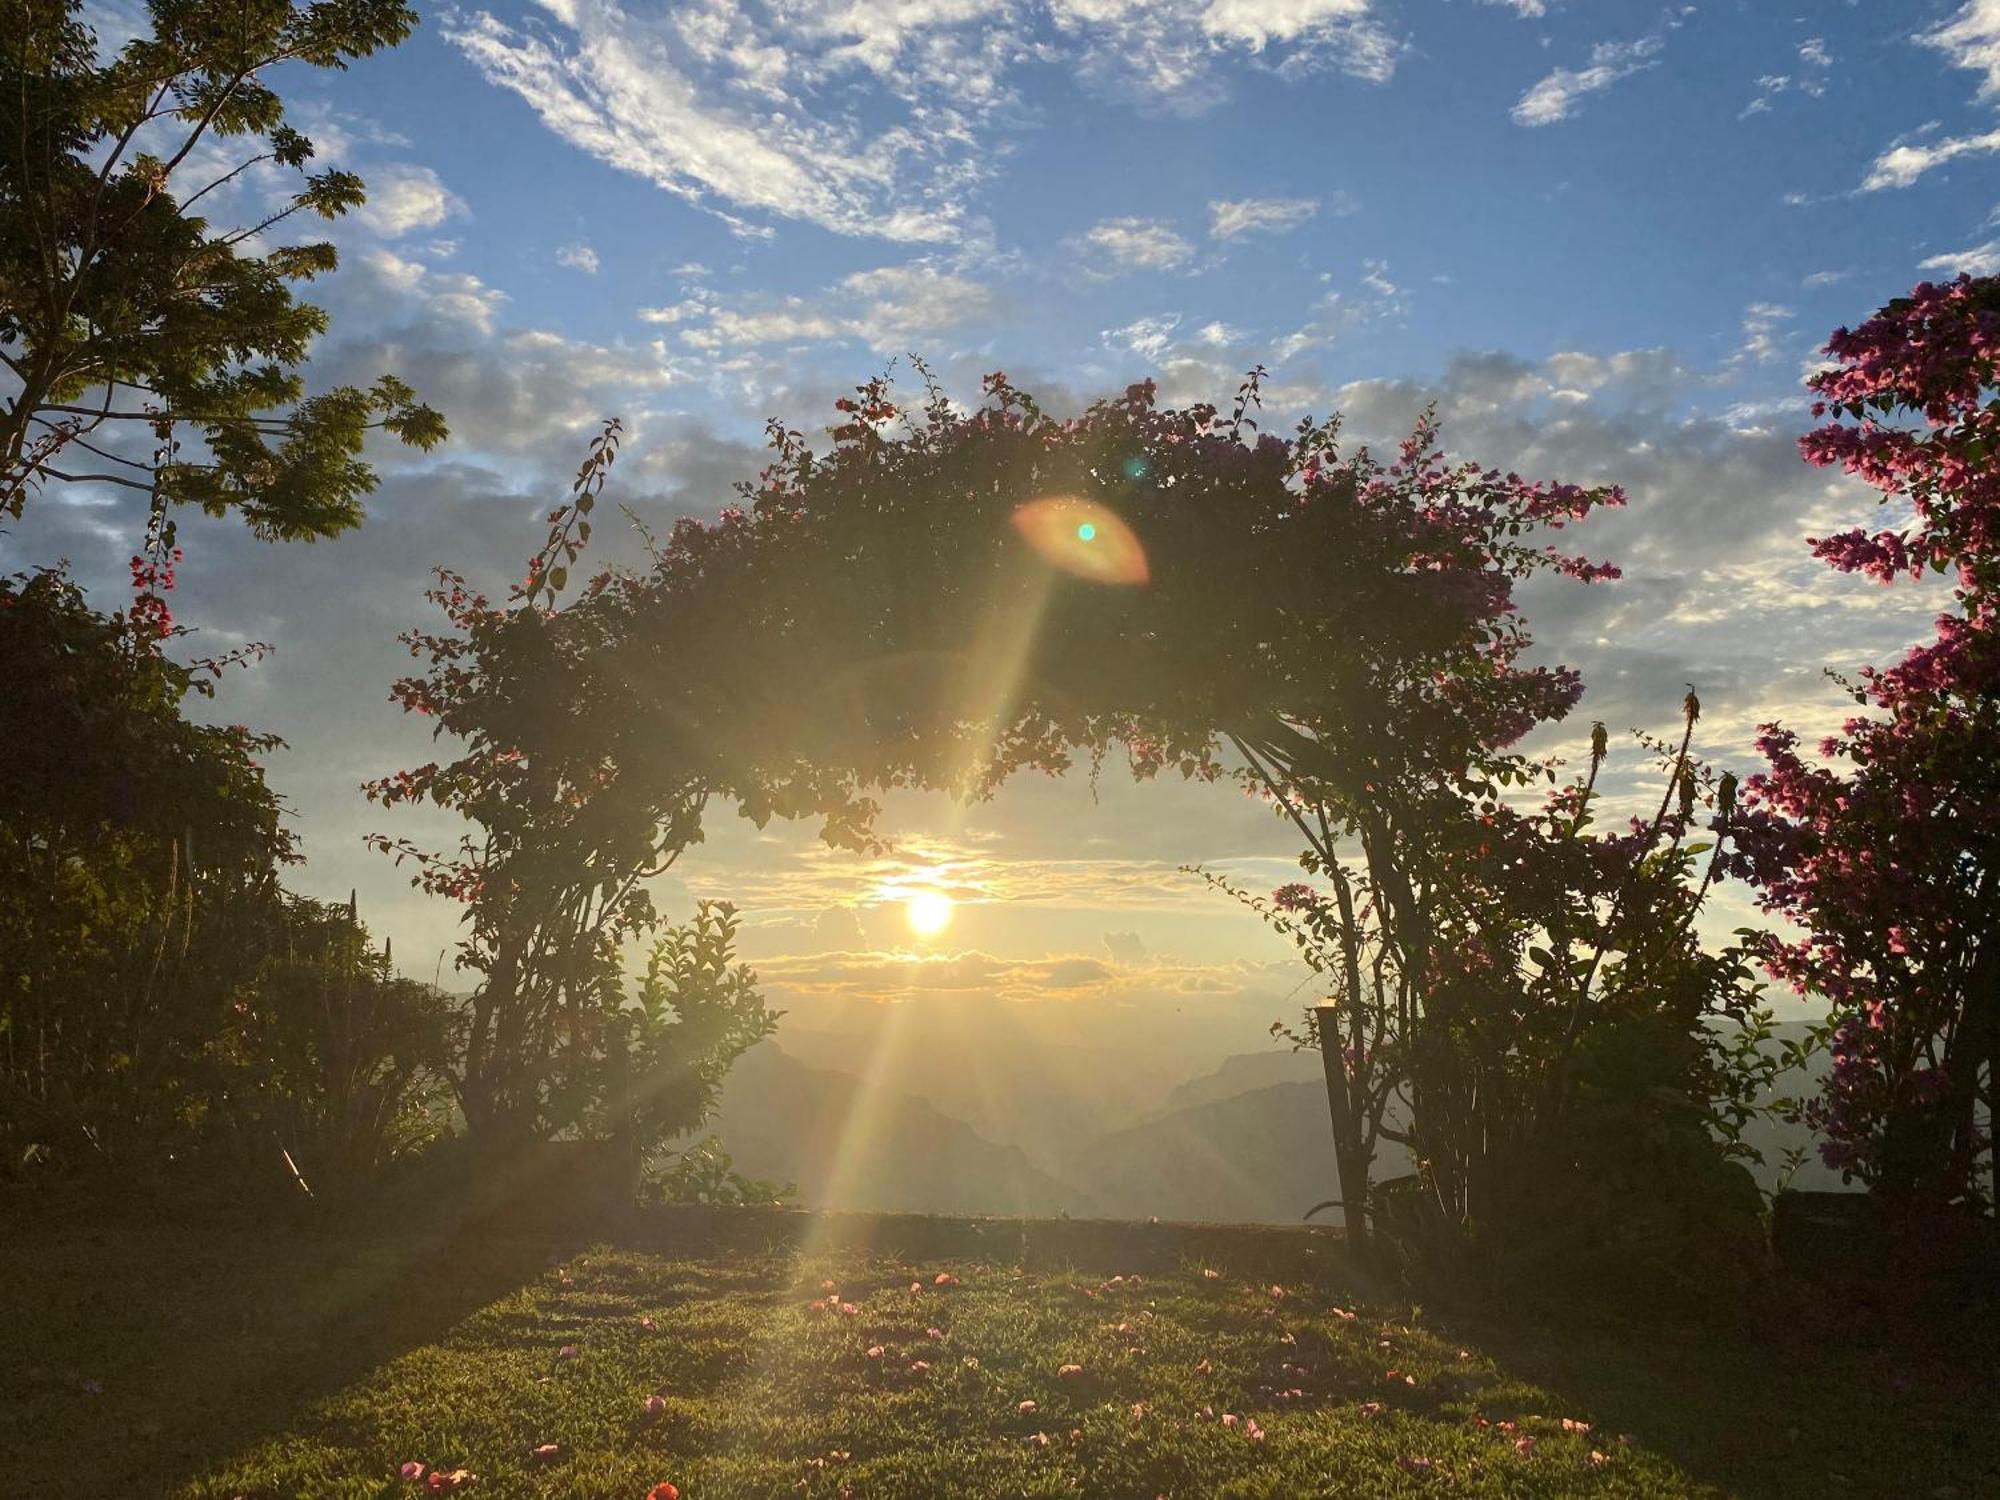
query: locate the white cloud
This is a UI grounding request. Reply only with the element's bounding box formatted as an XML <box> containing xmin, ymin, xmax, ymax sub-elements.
<box><xmin>1862</xmin><ymin>126</ymin><xmax>2000</xmax><ymax>190</ymax></box>
<box><xmin>670</xmin><ymin>261</ymin><xmax>999</xmax><ymax>354</ymax></box>
<box><xmin>1209</xmin><ymin>196</ymin><xmax>1320</xmax><ymax>239</ymax></box>
<box><xmin>1740</xmin><ymin>36</ymin><xmax>1832</xmax><ymax>117</ymax></box>
<box><xmin>1920</xmin><ymin>239</ymin><xmax>2000</xmax><ymax>275</ymax></box>
<box><xmin>445</xmin><ymin>0</ymin><xmax>1401</xmax><ymax>240</ymax></box>
<box><xmin>1482</xmin><ymin>0</ymin><xmax>1548</xmax><ymax>15</ymax></box>
<box><xmin>442</xmin><ymin>0</ymin><xmax>982</xmax><ymax>243</ymax></box>
<box><xmin>1102</xmin><ymin>315</ymin><xmax>1183</xmax><ymax>360</ymax></box>
<box><xmin>1511</xmin><ymin>32</ymin><xmax>1666</xmax><ymax>127</ymax></box>
<box><xmin>557</xmin><ymin>241</ymin><xmax>601</xmax><ymax>274</ymax></box>
<box><xmin>1073</xmin><ymin>216</ymin><xmax>1195</xmax><ymax>274</ymax></box>
<box><xmin>1735</xmin><ymin>302</ymin><xmax>1794</xmax><ymax>366</ymax></box>
<box><xmin>352</xmin><ymin>163</ymin><xmax>466</xmax><ymax>237</ymax></box>
<box><xmin>1801</xmin><ymin>269</ymin><xmax>1850</xmax><ymax>289</ymax></box>
<box><xmin>1923</xmin><ymin>0</ymin><xmax>2000</xmax><ymax>99</ymax></box>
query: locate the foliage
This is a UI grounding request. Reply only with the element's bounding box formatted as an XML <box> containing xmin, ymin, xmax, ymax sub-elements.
<box><xmin>370</xmin><ymin>372</ymin><xmax>1622</xmax><ymax>1153</ymax></box>
<box><xmin>0</xmin><ymin>0</ymin><xmax>445</xmax><ymax>539</ymax></box>
<box><xmin>591</xmin><ymin>901</ymin><xmax>780</xmax><ymax>1170</ymax></box>
<box><xmin>1739</xmin><ymin>275</ymin><xmax>2000</xmax><ymax>1216</ymax></box>
<box><xmin>644</xmin><ymin>1134</ymin><xmax>795</xmax><ymax>1207</ymax></box>
<box><xmin>0</xmin><ymin>564</ymin><xmax>293</xmax><ymax>1173</ymax></box>
<box><xmin>0</xmin><ymin>567</ymin><xmax>450</xmax><ymax>1196</ymax></box>
<box><xmin>1223</xmin><ymin>697</ymin><xmax>1772</xmax><ymax>1300</ymax></box>
<box><xmin>201</xmin><ymin>891</ymin><xmax>456</xmax><ymax>1202</ymax></box>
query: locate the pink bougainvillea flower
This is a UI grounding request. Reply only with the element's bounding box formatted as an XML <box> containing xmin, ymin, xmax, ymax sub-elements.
<box><xmin>643</xmin><ymin>1394</ymin><xmax>668</xmax><ymax>1417</ymax></box>
<box><xmin>1330</xmin><ymin>1307</ymin><xmax>1357</xmax><ymax>1322</ymax></box>
<box><xmin>531</xmin><ymin>1444</ymin><xmax>561</xmax><ymax>1462</ymax></box>
<box><xmin>909</xmin><ymin>1360</ymin><xmax>931</xmax><ymax>1373</ymax></box>
<box><xmin>1019</xmin><ymin>1400</ymin><xmax>1038</xmax><ymax>1414</ymax></box>
<box><xmin>866</xmin><ymin>1346</ymin><xmax>885</xmax><ymax>1360</ymax></box>
<box><xmin>426</xmin><ymin>1469</ymin><xmax>476</xmax><ymax>1493</ymax></box>
<box><xmin>934</xmin><ymin>1272</ymin><xmax>960</xmax><ymax>1287</ymax></box>
<box><xmin>839</xmin><ymin>1302</ymin><xmax>859</xmax><ymax>1317</ymax></box>
<box><xmin>1589</xmin><ymin>1450</ymin><xmax>1609</xmax><ymax>1468</ymax></box>
<box><xmin>1458</xmin><ymin>1349</ymin><xmax>1472</xmax><ymax>1361</ymax></box>
<box><xmin>1196</xmin><ymin>1406</ymin><xmax>1214</xmax><ymax>1421</ymax></box>
<box><xmin>1222</xmin><ymin>1413</ymin><xmax>1240</xmax><ymax>1428</ymax></box>
<box><xmin>400</xmin><ymin>1461</ymin><xmax>426</xmax><ymax>1482</ymax></box>
<box><xmin>556</xmin><ymin>1345</ymin><xmax>579</xmax><ymax>1361</ymax></box>
<box><xmin>1496</xmin><ymin>1420</ymin><xmax>1517</xmax><ymax>1434</ymax></box>
<box><xmin>647</xmin><ymin>1484</ymin><xmax>680</xmax><ymax>1500</ymax></box>
<box><xmin>962</xmin><ymin>1356</ymin><xmax>980</xmax><ymax>1369</ymax></box>
<box><xmin>1245</xmin><ymin>1419</ymin><xmax>1266</xmax><ymax>1442</ymax></box>
<box><xmin>1359</xmin><ymin>1402</ymin><xmax>1384</xmax><ymax>1418</ymax></box>
<box><xmin>1026</xmin><ymin>1432</ymin><xmax>1050</xmax><ymax>1448</ymax></box>
<box><xmin>1057</xmin><ymin>1363</ymin><xmax>1083</xmax><ymax>1378</ymax></box>
<box><xmin>926</xmin><ymin>1327</ymin><xmax>945</xmax><ymax>1340</ymax></box>
<box><xmin>1268</xmin><ymin>1285</ymin><xmax>1286</xmax><ymax>1301</ymax></box>
<box><xmin>1515</xmin><ymin>1436</ymin><xmax>1538</xmax><ymax>1456</ymax></box>
<box><xmin>910</xmin><ymin>1282</ymin><xmax>923</xmax><ymax>1294</ymax></box>
<box><xmin>1202</xmin><ymin>1268</ymin><xmax>1220</xmax><ymax>1281</ymax></box>
<box><xmin>1194</xmin><ymin>1358</ymin><xmax>1212</xmax><ymax>1374</ymax></box>
<box><xmin>1130</xmin><ymin>1402</ymin><xmax>1148</xmax><ymax>1420</ymax></box>
<box><xmin>1561</xmin><ymin>1417</ymin><xmax>1592</xmax><ymax>1434</ymax></box>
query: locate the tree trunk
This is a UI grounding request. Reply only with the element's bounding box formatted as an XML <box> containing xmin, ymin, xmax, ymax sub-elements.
<box><xmin>1316</xmin><ymin>1003</ymin><xmax>1372</xmax><ymax>1250</ymax></box>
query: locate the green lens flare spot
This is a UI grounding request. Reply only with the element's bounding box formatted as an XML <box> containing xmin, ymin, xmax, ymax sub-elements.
<box><xmin>1077</xmin><ymin>522</ymin><xmax>1097</xmax><ymax>542</ymax></box>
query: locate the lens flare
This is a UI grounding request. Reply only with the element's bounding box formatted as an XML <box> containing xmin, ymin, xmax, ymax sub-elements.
<box><xmin>1011</xmin><ymin>496</ymin><xmax>1148</xmax><ymax>586</ymax></box>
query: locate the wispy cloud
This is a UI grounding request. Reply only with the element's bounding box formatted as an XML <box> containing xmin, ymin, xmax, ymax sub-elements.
<box><xmin>445</xmin><ymin>0</ymin><xmax>1401</xmax><ymax>240</ymax></box>
<box><xmin>1862</xmin><ymin>126</ymin><xmax>2000</xmax><ymax>190</ymax></box>
<box><xmin>1209</xmin><ymin>196</ymin><xmax>1321</xmax><ymax>239</ymax></box>
<box><xmin>1920</xmin><ymin>239</ymin><xmax>2000</xmax><ymax>275</ymax></box>
<box><xmin>1923</xmin><ymin>0</ymin><xmax>2000</xmax><ymax>98</ymax></box>
<box><xmin>1511</xmin><ymin>29</ymin><xmax>1669</xmax><ymax>127</ymax></box>
<box><xmin>556</xmin><ymin>241</ymin><xmax>600</xmax><ymax>274</ymax></box>
<box><xmin>1071</xmin><ymin>216</ymin><xmax>1196</xmax><ymax>275</ymax></box>
<box><xmin>1740</xmin><ymin>36</ymin><xmax>1833</xmax><ymax>118</ymax></box>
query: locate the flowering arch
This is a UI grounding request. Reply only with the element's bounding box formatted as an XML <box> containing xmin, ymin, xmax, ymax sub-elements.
<box><xmin>369</xmin><ymin>372</ymin><xmax>1622</xmax><ymax>1152</ymax></box>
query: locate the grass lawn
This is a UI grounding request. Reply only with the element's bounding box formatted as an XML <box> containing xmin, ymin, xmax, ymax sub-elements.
<box><xmin>1</xmin><ymin>1203</ymin><xmax>1991</xmax><ymax>1499</ymax></box>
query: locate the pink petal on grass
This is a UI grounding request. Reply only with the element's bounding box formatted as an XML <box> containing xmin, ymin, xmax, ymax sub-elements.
<box><xmin>1515</xmin><ymin>1436</ymin><xmax>1538</xmax><ymax>1456</ymax></box>
<box><xmin>866</xmin><ymin>1346</ymin><xmax>885</xmax><ymax>1360</ymax></box>
<box><xmin>639</xmin><ymin>1317</ymin><xmax>657</xmax><ymax>1332</ymax></box>
<box><xmin>1057</xmin><ymin>1363</ymin><xmax>1084</xmax><ymax>1378</ymax></box>
<box><xmin>644</xmin><ymin>1394</ymin><xmax>668</xmax><ymax>1417</ymax></box>
<box><xmin>556</xmin><ymin>1345</ymin><xmax>579</xmax><ymax>1361</ymax></box>
<box><xmin>531</xmin><ymin>1444</ymin><xmax>561</xmax><ymax>1461</ymax></box>
<box><xmin>1019</xmin><ymin>1400</ymin><xmax>1038</xmax><ymax>1414</ymax></box>
<box><xmin>400</xmin><ymin>1462</ymin><xmax>426</xmax><ymax>1482</ymax></box>
<box><xmin>926</xmin><ymin>1327</ymin><xmax>945</xmax><ymax>1340</ymax></box>
<box><xmin>934</xmin><ymin>1272</ymin><xmax>960</xmax><ymax>1287</ymax></box>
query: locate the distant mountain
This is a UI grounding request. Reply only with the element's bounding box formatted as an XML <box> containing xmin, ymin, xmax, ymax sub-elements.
<box><xmin>1156</xmin><ymin>1049</ymin><xmax>1328</xmax><ymax>1117</ymax></box>
<box><xmin>771</xmin><ymin>1015</ymin><xmax>1195</xmax><ymax>1173</ymax></box>
<box><xmin>698</xmin><ymin>1040</ymin><xmax>1092</xmax><ymax>1217</ymax></box>
<box><xmin>1070</xmin><ymin>1081</ymin><xmax>1410</xmax><ymax>1225</ymax></box>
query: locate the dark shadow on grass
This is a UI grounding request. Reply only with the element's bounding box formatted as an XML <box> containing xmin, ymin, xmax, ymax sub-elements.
<box><xmin>1425</xmin><ymin>1278</ymin><xmax>2000</xmax><ymax>1500</ymax></box>
<box><xmin>0</xmin><ymin>1195</ymin><xmax>558</xmax><ymax>1497</ymax></box>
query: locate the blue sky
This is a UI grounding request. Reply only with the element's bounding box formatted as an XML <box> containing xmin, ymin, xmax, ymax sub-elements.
<box><xmin>15</xmin><ymin>0</ymin><xmax>2000</xmax><ymax>1039</ymax></box>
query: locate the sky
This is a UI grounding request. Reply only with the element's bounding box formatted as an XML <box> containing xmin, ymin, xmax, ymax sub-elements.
<box><xmin>11</xmin><ymin>0</ymin><xmax>2000</xmax><ymax>1049</ymax></box>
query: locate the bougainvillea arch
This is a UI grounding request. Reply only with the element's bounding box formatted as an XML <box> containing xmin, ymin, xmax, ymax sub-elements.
<box><xmin>369</xmin><ymin>370</ymin><xmax>1624</xmax><ymax>1163</ymax></box>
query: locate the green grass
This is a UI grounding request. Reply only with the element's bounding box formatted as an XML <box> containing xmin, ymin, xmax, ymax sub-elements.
<box><xmin>1</xmin><ymin>1205</ymin><xmax>1991</xmax><ymax>1499</ymax></box>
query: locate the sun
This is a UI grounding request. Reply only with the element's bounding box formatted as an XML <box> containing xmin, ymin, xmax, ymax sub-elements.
<box><xmin>904</xmin><ymin>888</ymin><xmax>954</xmax><ymax>938</ymax></box>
